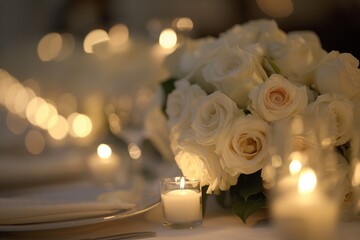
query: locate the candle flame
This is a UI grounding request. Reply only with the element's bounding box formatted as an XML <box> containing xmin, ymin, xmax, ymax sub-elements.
<box><xmin>180</xmin><ymin>177</ymin><xmax>185</xmax><ymax>190</ymax></box>
<box><xmin>298</xmin><ymin>168</ymin><xmax>317</xmax><ymax>194</ymax></box>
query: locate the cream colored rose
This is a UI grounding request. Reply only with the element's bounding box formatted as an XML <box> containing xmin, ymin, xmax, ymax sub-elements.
<box><xmin>191</xmin><ymin>91</ymin><xmax>242</xmax><ymax>146</ymax></box>
<box><xmin>249</xmin><ymin>74</ymin><xmax>308</xmax><ymax>122</ymax></box>
<box><xmin>315</xmin><ymin>51</ymin><xmax>360</xmax><ymax>99</ymax></box>
<box><xmin>305</xmin><ymin>93</ymin><xmax>354</xmax><ymax>146</ymax></box>
<box><xmin>216</xmin><ymin>115</ymin><xmax>270</xmax><ymax>175</ymax></box>
<box><xmin>202</xmin><ymin>45</ymin><xmax>267</xmax><ymax>108</ymax></box>
<box><xmin>165</xmin><ymin>79</ymin><xmax>206</xmax><ymax>129</ymax></box>
<box><xmin>268</xmin><ymin>31</ymin><xmax>326</xmax><ymax>85</ymax></box>
<box><xmin>174</xmin><ymin>132</ymin><xmax>238</xmax><ymax>193</ymax></box>
<box><xmin>220</xmin><ymin>19</ymin><xmax>286</xmax><ymax>49</ymax></box>
<box><xmin>164</xmin><ymin>38</ymin><xmax>215</xmax><ymax>79</ymax></box>
<box><xmin>164</xmin><ymin>37</ymin><xmax>222</xmax><ymax>79</ymax></box>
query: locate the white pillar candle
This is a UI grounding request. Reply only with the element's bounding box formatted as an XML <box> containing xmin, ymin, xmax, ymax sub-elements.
<box><xmin>161</xmin><ymin>189</ymin><xmax>202</xmax><ymax>223</ymax></box>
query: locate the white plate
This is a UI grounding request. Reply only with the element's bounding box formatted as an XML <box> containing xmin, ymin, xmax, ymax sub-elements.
<box><xmin>0</xmin><ymin>177</ymin><xmax>160</xmax><ymax>232</ymax></box>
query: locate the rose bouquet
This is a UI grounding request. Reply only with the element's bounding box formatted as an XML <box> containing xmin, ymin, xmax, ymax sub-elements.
<box><xmin>160</xmin><ymin>19</ymin><xmax>360</xmax><ymax>222</ymax></box>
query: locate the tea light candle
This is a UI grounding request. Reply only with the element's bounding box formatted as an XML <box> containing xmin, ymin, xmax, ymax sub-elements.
<box><xmin>161</xmin><ymin>177</ymin><xmax>202</xmax><ymax>229</ymax></box>
<box><xmin>272</xmin><ymin>168</ymin><xmax>338</xmax><ymax>240</ymax></box>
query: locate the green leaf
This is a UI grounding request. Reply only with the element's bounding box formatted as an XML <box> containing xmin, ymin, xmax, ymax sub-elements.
<box><xmin>160</xmin><ymin>78</ymin><xmax>177</xmax><ymax>116</ymax></box>
<box><xmin>236</xmin><ymin>170</ymin><xmax>263</xmax><ymax>201</ymax></box>
<box><xmin>262</xmin><ymin>56</ymin><xmax>281</xmax><ymax>76</ymax></box>
<box><xmin>232</xmin><ymin>192</ymin><xmax>266</xmax><ymax>223</ymax></box>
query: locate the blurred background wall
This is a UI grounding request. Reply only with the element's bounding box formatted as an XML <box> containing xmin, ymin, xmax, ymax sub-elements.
<box><xmin>1</xmin><ymin>0</ymin><xmax>360</xmax><ymax>64</ymax></box>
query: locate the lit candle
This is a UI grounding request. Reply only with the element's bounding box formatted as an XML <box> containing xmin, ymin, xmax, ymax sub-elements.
<box><xmin>272</xmin><ymin>168</ymin><xmax>338</xmax><ymax>240</ymax></box>
<box><xmin>161</xmin><ymin>177</ymin><xmax>202</xmax><ymax>229</ymax></box>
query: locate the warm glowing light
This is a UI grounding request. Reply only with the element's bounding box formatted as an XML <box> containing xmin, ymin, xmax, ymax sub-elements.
<box><xmin>68</xmin><ymin>113</ymin><xmax>93</xmax><ymax>138</ymax></box>
<box><xmin>14</xmin><ymin>87</ymin><xmax>30</xmax><ymax>116</ymax></box>
<box><xmin>180</xmin><ymin>177</ymin><xmax>185</xmax><ymax>190</ymax></box>
<box><xmin>34</xmin><ymin>99</ymin><xmax>50</xmax><ymax>128</ymax></box>
<box><xmin>288</xmin><ymin>151</ymin><xmax>305</xmax><ymax>175</ymax></box>
<box><xmin>174</xmin><ymin>18</ymin><xmax>193</xmax><ymax>31</ymax></box>
<box><xmin>97</xmin><ymin>144</ymin><xmax>112</xmax><ymax>159</ymax></box>
<box><xmin>271</xmin><ymin>154</ymin><xmax>282</xmax><ymax>168</ymax></box>
<box><xmin>256</xmin><ymin>0</ymin><xmax>294</xmax><ymax>18</ymax></box>
<box><xmin>48</xmin><ymin>115</ymin><xmax>69</xmax><ymax>140</ymax></box>
<box><xmin>108</xmin><ymin>113</ymin><xmax>122</xmax><ymax>134</ymax></box>
<box><xmin>128</xmin><ymin>143</ymin><xmax>141</xmax><ymax>159</ymax></box>
<box><xmin>109</xmin><ymin>23</ymin><xmax>129</xmax><ymax>49</ymax></box>
<box><xmin>44</xmin><ymin>104</ymin><xmax>58</xmax><ymax>129</ymax></box>
<box><xmin>25</xmin><ymin>130</ymin><xmax>45</xmax><ymax>155</ymax></box>
<box><xmin>83</xmin><ymin>29</ymin><xmax>109</xmax><ymax>53</ymax></box>
<box><xmin>352</xmin><ymin>162</ymin><xmax>360</xmax><ymax>187</ymax></box>
<box><xmin>159</xmin><ymin>28</ymin><xmax>177</xmax><ymax>49</ymax></box>
<box><xmin>289</xmin><ymin>160</ymin><xmax>302</xmax><ymax>175</ymax></box>
<box><xmin>4</xmin><ymin>82</ymin><xmax>19</xmax><ymax>113</ymax></box>
<box><xmin>298</xmin><ymin>168</ymin><xmax>317</xmax><ymax>194</ymax></box>
<box><xmin>26</xmin><ymin>97</ymin><xmax>42</xmax><ymax>125</ymax></box>
<box><xmin>37</xmin><ymin>32</ymin><xmax>63</xmax><ymax>62</ymax></box>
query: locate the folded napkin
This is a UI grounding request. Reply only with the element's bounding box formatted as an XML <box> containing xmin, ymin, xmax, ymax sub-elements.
<box><xmin>0</xmin><ymin>193</ymin><xmax>136</xmax><ymax>225</ymax></box>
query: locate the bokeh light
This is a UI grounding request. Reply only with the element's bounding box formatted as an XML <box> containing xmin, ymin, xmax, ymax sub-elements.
<box><xmin>298</xmin><ymin>168</ymin><xmax>317</xmax><ymax>194</ymax></box>
<box><xmin>83</xmin><ymin>29</ymin><xmax>109</xmax><ymax>53</ymax></box>
<box><xmin>256</xmin><ymin>0</ymin><xmax>294</xmax><ymax>18</ymax></box>
<box><xmin>128</xmin><ymin>143</ymin><xmax>141</xmax><ymax>159</ymax></box>
<box><xmin>109</xmin><ymin>23</ymin><xmax>129</xmax><ymax>49</ymax></box>
<box><xmin>48</xmin><ymin>115</ymin><xmax>69</xmax><ymax>140</ymax></box>
<box><xmin>159</xmin><ymin>28</ymin><xmax>177</xmax><ymax>49</ymax></box>
<box><xmin>97</xmin><ymin>144</ymin><xmax>112</xmax><ymax>159</ymax></box>
<box><xmin>68</xmin><ymin>112</ymin><xmax>93</xmax><ymax>138</ymax></box>
<box><xmin>37</xmin><ymin>32</ymin><xmax>63</xmax><ymax>62</ymax></box>
<box><xmin>25</xmin><ymin>130</ymin><xmax>46</xmax><ymax>155</ymax></box>
<box><xmin>173</xmin><ymin>18</ymin><xmax>193</xmax><ymax>31</ymax></box>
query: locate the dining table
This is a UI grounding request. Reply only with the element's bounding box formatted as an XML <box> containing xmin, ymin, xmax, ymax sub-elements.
<box><xmin>1</xmin><ymin>195</ymin><xmax>360</xmax><ymax>240</ymax></box>
<box><xmin>0</xmin><ymin>120</ymin><xmax>359</xmax><ymax>240</ymax></box>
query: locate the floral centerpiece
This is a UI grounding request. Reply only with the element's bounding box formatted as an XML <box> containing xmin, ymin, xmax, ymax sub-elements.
<box><xmin>160</xmin><ymin>19</ymin><xmax>360</xmax><ymax>222</ymax></box>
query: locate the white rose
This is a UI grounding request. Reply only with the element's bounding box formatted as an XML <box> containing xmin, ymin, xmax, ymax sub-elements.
<box><xmin>174</xmin><ymin>132</ymin><xmax>238</xmax><ymax>193</ymax></box>
<box><xmin>268</xmin><ymin>31</ymin><xmax>326</xmax><ymax>85</ymax></box>
<box><xmin>202</xmin><ymin>45</ymin><xmax>267</xmax><ymax>108</ymax></box>
<box><xmin>216</xmin><ymin>115</ymin><xmax>270</xmax><ymax>175</ymax></box>
<box><xmin>305</xmin><ymin>93</ymin><xmax>354</xmax><ymax>146</ymax></box>
<box><xmin>249</xmin><ymin>74</ymin><xmax>308</xmax><ymax>122</ymax></box>
<box><xmin>191</xmin><ymin>91</ymin><xmax>242</xmax><ymax>146</ymax></box>
<box><xmin>164</xmin><ymin>37</ymin><xmax>222</xmax><ymax>79</ymax></box>
<box><xmin>315</xmin><ymin>51</ymin><xmax>360</xmax><ymax>99</ymax></box>
<box><xmin>165</xmin><ymin>79</ymin><xmax>206</xmax><ymax>130</ymax></box>
<box><xmin>220</xmin><ymin>19</ymin><xmax>286</xmax><ymax>49</ymax></box>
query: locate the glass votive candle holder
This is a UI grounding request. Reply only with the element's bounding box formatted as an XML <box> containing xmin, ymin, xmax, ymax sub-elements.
<box><xmin>160</xmin><ymin>177</ymin><xmax>203</xmax><ymax>229</ymax></box>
